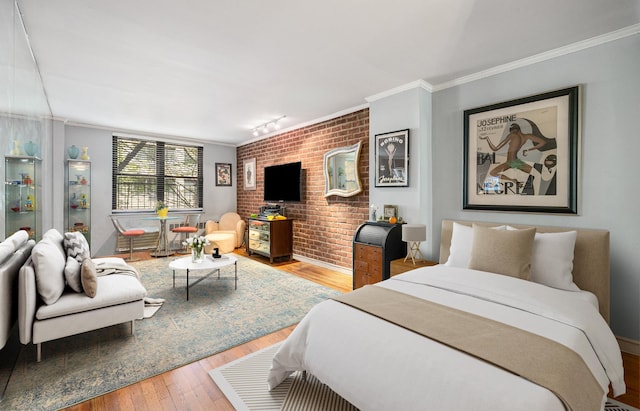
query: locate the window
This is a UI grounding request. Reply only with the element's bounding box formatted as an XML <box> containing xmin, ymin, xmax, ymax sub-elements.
<box><xmin>112</xmin><ymin>136</ymin><xmax>203</xmax><ymax>211</ymax></box>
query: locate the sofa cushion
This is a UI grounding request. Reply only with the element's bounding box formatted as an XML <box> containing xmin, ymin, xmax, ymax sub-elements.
<box><xmin>31</xmin><ymin>236</ymin><xmax>66</xmax><ymax>305</ymax></box>
<box><xmin>0</xmin><ymin>229</ymin><xmax>28</xmax><ymax>265</ymax></box>
<box><xmin>81</xmin><ymin>258</ymin><xmax>98</xmax><ymax>297</ymax></box>
<box><xmin>35</xmin><ymin>274</ymin><xmax>147</xmax><ymax>320</ymax></box>
<box><xmin>64</xmin><ymin>256</ymin><xmax>83</xmax><ymax>293</ymax></box>
<box><xmin>64</xmin><ymin>231</ymin><xmax>91</xmax><ymax>262</ymax></box>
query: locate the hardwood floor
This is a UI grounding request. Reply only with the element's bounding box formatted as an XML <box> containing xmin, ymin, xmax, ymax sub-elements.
<box><xmin>62</xmin><ymin>250</ymin><xmax>639</xmax><ymax>410</ymax></box>
<box><xmin>63</xmin><ymin>249</ymin><xmax>351</xmax><ymax>411</ymax></box>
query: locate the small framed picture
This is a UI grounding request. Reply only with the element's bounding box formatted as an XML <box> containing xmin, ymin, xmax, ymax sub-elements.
<box><xmin>383</xmin><ymin>204</ymin><xmax>398</xmax><ymax>221</ymax></box>
<box><xmin>215</xmin><ymin>163</ymin><xmax>232</xmax><ymax>186</ymax></box>
<box><xmin>243</xmin><ymin>158</ymin><xmax>256</xmax><ymax>190</ymax></box>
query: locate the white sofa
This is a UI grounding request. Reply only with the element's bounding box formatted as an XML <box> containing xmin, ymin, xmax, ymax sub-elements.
<box><xmin>0</xmin><ymin>231</ymin><xmax>35</xmax><ymax>350</ymax></box>
<box><xmin>18</xmin><ymin>229</ymin><xmax>147</xmax><ymax>361</ymax></box>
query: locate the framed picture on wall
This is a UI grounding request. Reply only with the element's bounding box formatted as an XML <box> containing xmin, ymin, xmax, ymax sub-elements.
<box><xmin>243</xmin><ymin>158</ymin><xmax>256</xmax><ymax>190</ymax></box>
<box><xmin>215</xmin><ymin>163</ymin><xmax>232</xmax><ymax>186</ymax></box>
<box><xmin>383</xmin><ymin>204</ymin><xmax>398</xmax><ymax>221</ymax></box>
<box><xmin>375</xmin><ymin>129</ymin><xmax>409</xmax><ymax>187</ymax></box>
<box><xmin>463</xmin><ymin>86</ymin><xmax>580</xmax><ymax>214</ymax></box>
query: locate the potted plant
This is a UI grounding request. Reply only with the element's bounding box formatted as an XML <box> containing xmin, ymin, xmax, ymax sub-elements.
<box><xmin>156</xmin><ymin>200</ymin><xmax>168</xmax><ymax>218</ymax></box>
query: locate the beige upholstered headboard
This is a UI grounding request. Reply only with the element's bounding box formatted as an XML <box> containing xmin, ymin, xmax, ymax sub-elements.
<box><xmin>439</xmin><ymin>220</ymin><xmax>611</xmax><ymax>323</ymax></box>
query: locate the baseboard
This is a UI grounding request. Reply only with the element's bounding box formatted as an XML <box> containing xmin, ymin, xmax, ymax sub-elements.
<box><xmin>618</xmin><ymin>336</ymin><xmax>640</xmax><ymax>356</ymax></box>
<box><xmin>292</xmin><ymin>254</ymin><xmax>352</xmax><ymax>276</ymax></box>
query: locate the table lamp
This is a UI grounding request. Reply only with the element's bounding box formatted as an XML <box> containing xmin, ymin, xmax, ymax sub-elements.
<box><xmin>402</xmin><ymin>224</ymin><xmax>426</xmax><ymax>265</ymax></box>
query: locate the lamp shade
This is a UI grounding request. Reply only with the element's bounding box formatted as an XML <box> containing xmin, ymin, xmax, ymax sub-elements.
<box><xmin>402</xmin><ymin>224</ymin><xmax>426</xmax><ymax>242</ymax></box>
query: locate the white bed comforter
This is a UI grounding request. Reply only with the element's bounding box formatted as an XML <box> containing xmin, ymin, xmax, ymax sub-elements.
<box><xmin>268</xmin><ymin>265</ymin><xmax>625</xmax><ymax>411</ymax></box>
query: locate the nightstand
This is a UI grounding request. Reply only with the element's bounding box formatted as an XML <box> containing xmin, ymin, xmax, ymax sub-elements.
<box><xmin>390</xmin><ymin>258</ymin><xmax>438</xmax><ymax>276</ymax></box>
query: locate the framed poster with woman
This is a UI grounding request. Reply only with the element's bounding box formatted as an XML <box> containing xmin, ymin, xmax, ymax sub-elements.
<box><xmin>375</xmin><ymin>129</ymin><xmax>409</xmax><ymax>187</ymax></box>
<box><xmin>463</xmin><ymin>86</ymin><xmax>580</xmax><ymax>213</ymax></box>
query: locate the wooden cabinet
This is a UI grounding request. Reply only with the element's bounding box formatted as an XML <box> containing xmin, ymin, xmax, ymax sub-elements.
<box><xmin>352</xmin><ymin>222</ymin><xmax>405</xmax><ymax>290</ymax></box>
<box><xmin>353</xmin><ymin>243</ymin><xmax>383</xmax><ymax>288</ymax></box>
<box><xmin>248</xmin><ymin>218</ymin><xmax>293</xmax><ymax>262</ymax></box>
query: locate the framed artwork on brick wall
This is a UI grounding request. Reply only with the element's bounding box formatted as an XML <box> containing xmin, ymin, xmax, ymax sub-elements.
<box><xmin>243</xmin><ymin>158</ymin><xmax>256</xmax><ymax>190</ymax></box>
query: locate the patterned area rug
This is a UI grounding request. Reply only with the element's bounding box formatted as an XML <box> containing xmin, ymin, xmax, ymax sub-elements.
<box><xmin>2</xmin><ymin>255</ymin><xmax>340</xmax><ymax>410</ymax></box>
<box><xmin>210</xmin><ymin>344</ymin><xmax>637</xmax><ymax>411</ymax></box>
<box><xmin>209</xmin><ymin>343</ymin><xmax>358</xmax><ymax>411</ymax></box>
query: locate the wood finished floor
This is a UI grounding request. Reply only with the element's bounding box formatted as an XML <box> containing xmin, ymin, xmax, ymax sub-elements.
<box><xmin>61</xmin><ymin>249</ymin><xmax>638</xmax><ymax>410</ymax></box>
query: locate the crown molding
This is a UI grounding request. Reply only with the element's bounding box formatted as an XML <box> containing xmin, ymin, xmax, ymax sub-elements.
<box><xmin>432</xmin><ymin>23</ymin><xmax>640</xmax><ymax>92</ymax></box>
<box><xmin>238</xmin><ymin>103</ymin><xmax>369</xmax><ymax>147</ymax></box>
<box><xmin>365</xmin><ymin>79</ymin><xmax>433</xmax><ymax>103</ymax></box>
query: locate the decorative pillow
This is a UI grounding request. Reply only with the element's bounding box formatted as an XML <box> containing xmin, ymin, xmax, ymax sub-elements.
<box><xmin>81</xmin><ymin>258</ymin><xmax>98</xmax><ymax>298</ymax></box>
<box><xmin>531</xmin><ymin>231</ymin><xmax>579</xmax><ymax>291</ymax></box>
<box><xmin>43</xmin><ymin>228</ymin><xmax>64</xmax><ymax>243</ymax></box>
<box><xmin>31</xmin><ymin>237</ymin><xmax>67</xmax><ymax>305</ymax></box>
<box><xmin>0</xmin><ymin>229</ymin><xmax>28</xmax><ymax>265</ymax></box>
<box><xmin>64</xmin><ymin>256</ymin><xmax>83</xmax><ymax>293</ymax></box>
<box><xmin>444</xmin><ymin>222</ymin><xmax>506</xmax><ymax>268</ymax></box>
<box><xmin>64</xmin><ymin>232</ymin><xmax>91</xmax><ymax>262</ymax></box>
<box><xmin>468</xmin><ymin>225</ymin><xmax>536</xmax><ymax>279</ymax></box>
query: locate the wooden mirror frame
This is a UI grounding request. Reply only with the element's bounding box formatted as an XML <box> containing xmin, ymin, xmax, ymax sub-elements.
<box><xmin>323</xmin><ymin>141</ymin><xmax>362</xmax><ymax>197</ymax></box>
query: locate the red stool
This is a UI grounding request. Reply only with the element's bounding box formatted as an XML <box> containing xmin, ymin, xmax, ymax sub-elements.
<box><xmin>110</xmin><ymin>216</ymin><xmax>145</xmax><ymax>262</ymax></box>
<box><xmin>171</xmin><ymin>214</ymin><xmax>200</xmax><ymax>254</ymax></box>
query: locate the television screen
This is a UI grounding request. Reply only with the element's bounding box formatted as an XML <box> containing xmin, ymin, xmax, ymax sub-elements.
<box><xmin>263</xmin><ymin>162</ymin><xmax>302</xmax><ymax>202</ymax></box>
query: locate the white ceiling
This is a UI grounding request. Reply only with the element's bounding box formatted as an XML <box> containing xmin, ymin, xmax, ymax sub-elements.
<box><xmin>17</xmin><ymin>0</ymin><xmax>640</xmax><ymax>146</ymax></box>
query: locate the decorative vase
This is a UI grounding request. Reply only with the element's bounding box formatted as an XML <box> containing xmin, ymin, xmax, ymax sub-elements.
<box><xmin>68</xmin><ymin>145</ymin><xmax>80</xmax><ymax>159</ymax></box>
<box><xmin>11</xmin><ymin>140</ymin><xmax>21</xmax><ymax>156</ymax></box>
<box><xmin>80</xmin><ymin>146</ymin><xmax>90</xmax><ymax>160</ymax></box>
<box><xmin>24</xmin><ymin>140</ymin><xmax>38</xmax><ymax>156</ymax></box>
<box><xmin>156</xmin><ymin>208</ymin><xmax>168</xmax><ymax>218</ymax></box>
<box><xmin>191</xmin><ymin>247</ymin><xmax>204</xmax><ymax>263</ymax></box>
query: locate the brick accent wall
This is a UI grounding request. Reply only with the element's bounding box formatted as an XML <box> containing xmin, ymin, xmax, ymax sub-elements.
<box><xmin>237</xmin><ymin>109</ymin><xmax>369</xmax><ymax>269</ymax></box>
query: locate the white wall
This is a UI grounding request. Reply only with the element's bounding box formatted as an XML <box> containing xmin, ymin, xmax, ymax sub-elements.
<box><xmin>430</xmin><ymin>35</ymin><xmax>640</xmax><ymax>340</ymax></box>
<box><xmin>59</xmin><ymin>124</ymin><xmax>237</xmax><ymax>257</ymax></box>
<box><xmin>369</xmin><ymin>86</ymin><xmax>434</xmax><ymax>251</ymax></box>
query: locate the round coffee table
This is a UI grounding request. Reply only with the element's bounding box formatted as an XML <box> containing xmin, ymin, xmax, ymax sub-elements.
<box><xmin>169</xmin><ymin>254</ymin><xmax>238</xmax><ymax>300</ymax></box>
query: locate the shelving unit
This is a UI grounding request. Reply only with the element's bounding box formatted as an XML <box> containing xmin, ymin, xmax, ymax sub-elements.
<box><xmin>65</xmin><ymin>160</ymin><xmax>91</xmax><ymax>246</ymax></box>
<box><xmin>4</xmin><ymin>156</ymin><xmax>42</xmax><ymax>240</ymax></box>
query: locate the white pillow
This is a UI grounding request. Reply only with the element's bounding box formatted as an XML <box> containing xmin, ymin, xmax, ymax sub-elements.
<box><xmin>445</xmin><ymin>223</ymin><xmax>506</xmax><ymax>268</ymax></box>
<box><xmin>31</xmin><ymin>236</ymin><xmax>67</xmax><ymax>304</ymax></box>
<box><xmin>64</xmin><ymin>256</ymin><xmax>83</xmax><ymax>293</ymax></box>
<box><xmin>531</xmin><ymin>231</ymin><xmax>579</xmax><ymax>291</ymax></box>
<box><xmin>0</xmin><ymin>230</ymin><xmax>29</xmax><ymax>265</ymax></box>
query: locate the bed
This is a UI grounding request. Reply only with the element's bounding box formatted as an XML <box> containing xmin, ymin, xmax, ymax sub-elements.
<box><xmin>267</xmin><ymin>220</ymin><xmax>626</xmax><ymax>411</ymax></box>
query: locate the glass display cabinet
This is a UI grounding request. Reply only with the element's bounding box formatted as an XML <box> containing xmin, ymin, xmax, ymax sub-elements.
<box><xmin>65</xmin><ymin>160</ymin><xmax>91</xmax><ymax>245</ymax></box>
<box><xmin>4</xmin><ymin>155</ymin><xmax>42</xmax><ymax>240</ymax></box>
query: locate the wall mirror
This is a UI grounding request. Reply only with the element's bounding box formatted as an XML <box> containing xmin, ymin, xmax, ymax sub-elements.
<box><xmin>323</xmin><ymin>141</ymin><xmax>362</xmax><ymax>197</ymax></box>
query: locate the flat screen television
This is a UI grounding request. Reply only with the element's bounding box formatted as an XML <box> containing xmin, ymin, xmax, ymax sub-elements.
<box><xmin>263</xmin><ymin>161</ymin><xmax>302</xmax><ymax>202</ymax></box>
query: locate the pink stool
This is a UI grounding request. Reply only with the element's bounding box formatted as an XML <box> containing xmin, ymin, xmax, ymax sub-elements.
<box><xmin>110</xmin><ymin>216</ymin><xmax>145</xmax><ymax>262</ymax></box>
<box><xmin>171</xmin><ymin>214</ymin><xmax>201</xmax><ymax>254</ymax></box>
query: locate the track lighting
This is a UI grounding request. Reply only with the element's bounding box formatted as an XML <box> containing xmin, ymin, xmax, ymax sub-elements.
<box><xmin>250</xmin><ymin>115</ymin><xmax>286</xmax><ymax>137</ymax></box>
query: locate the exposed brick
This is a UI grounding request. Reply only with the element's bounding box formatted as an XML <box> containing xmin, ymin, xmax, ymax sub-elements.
<box><xmin>237</xmin><ymin>109</ymin><xmax>369</xmax><ymax>269</ymax></box>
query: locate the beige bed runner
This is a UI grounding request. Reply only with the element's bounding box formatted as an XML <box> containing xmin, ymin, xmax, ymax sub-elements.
<box><xmin>332</xmin><ymin>285</ymin><xmax>604</xmax><ymax>411</ymax></box>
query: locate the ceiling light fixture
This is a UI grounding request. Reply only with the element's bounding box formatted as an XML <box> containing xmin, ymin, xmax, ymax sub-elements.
<box><xmin>251</xmin><ymin>115</ymin><xmax>286</xmax><ymax>137</ymax></box>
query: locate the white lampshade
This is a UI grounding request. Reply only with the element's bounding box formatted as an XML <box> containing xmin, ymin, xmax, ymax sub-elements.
<box><xmin>402</xmin><ymin>224</ymin><xmax>426</xmax><ymax>242</ymax></box>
